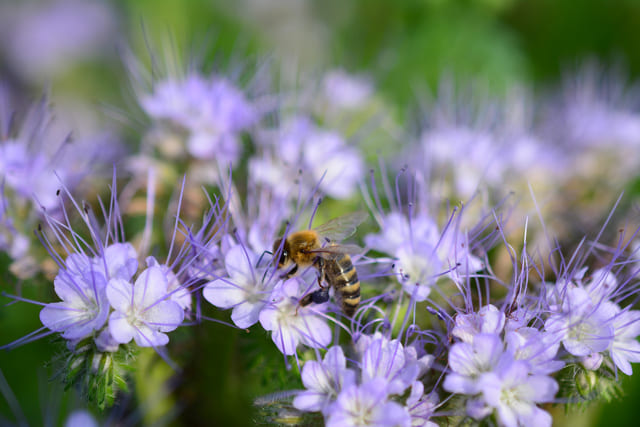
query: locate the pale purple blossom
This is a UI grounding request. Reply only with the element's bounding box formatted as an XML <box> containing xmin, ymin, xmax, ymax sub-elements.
<box><xmin>39</xmin><ymin>254</ymin><xmax>110</xmax><ymax>341</ymax></box>
<box><xmin>366</xmin><ymin>210</ymin><xmax>484</xmax><ymax>301</ymax></box>
<box><xmin>405</xmin><ymin>381</ymin><xmax>439</xmax><ymax>427</ymax></box>
<box><xmin>358</xmin><ymin>333</ymin><xmax>423</xmax><ymax>395</ymax></box>
<box><xmin>293</xmin><ymin>346</ymin><xmax>357</xmax><ymax>414</ymax></box>
<box><xmin>0</xmin><ymin>0</ymin><xmax>117</xmax><ymax>82</ymax></box>
<box><xmin>203</xmin><ymin>243</ymin><xmax>276</xmax><ymax>329</ymax></box>
<box><xmin>478</xmin><ymin>359</ymin><xmax>558</xmax><ymax>427</ymax></box>
<box><xmin>107</xmin><ymin>265</ymin><xmax>184</xmax><ymax>347</ymax></box>
<box><xmin>504</xmin><ymin>328</ymin><xmax>564</xmax><ymax>375</ymax></box>
<box><xmin>544</xmin><ymin>285</ymin><xmax>614</xmax><ymax>357</ymax></box>
<box><xmin>322</xmin><ymin>70</ymin><xmax>373</xmax><ymax>110</ymax></box>
<box><xmin>452</xmin><ymin>304</ymin><xmax>506</xmax><ymax>343</ymax></box>
<box><xmin>443</xmin><ymin>333</ymin><xmax>505</xmax><ymax>395</ymax></box>
<box><xmin>146</xmin><ymin>256</ymin><xmax>191</xmax><ymax>311</ymax></box>
<box><xmin>607</xmin><ymin>307</ymin><xmax>640</xmax><ymax>375</ymax></box>
<box><xmin>252</xmin><ymin>116</ymin><xmax>364</xmax><ymax>200</ymax></box>
<box><xmin>326</xmin><ymin>379</ymin><xmax>412</xmax><ymax>427</ymax></box>
<box><xmin>140</xmin><ymin>74</ymin><xmax>257</xmax><ymax>163</ymax></box>
<box><xmin>64</xmin><ymin>410</ymin><xmax>99</xmax><ymax>427</ymax></box>
<box><xmin>258</xmin><ymin>278</ymin><xmax>332</xmax><ymax>355</ymax></box>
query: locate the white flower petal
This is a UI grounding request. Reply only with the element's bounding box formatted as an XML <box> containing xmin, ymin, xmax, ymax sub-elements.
<box><xmin>108</xmin><ymin>311</ymin><xmax>135</xmax><ymax>344</ymax></box>
<box><xmin>106</xmin><ymin>278</ymin><xmax>133</xmax><ymax>313</ymax></box>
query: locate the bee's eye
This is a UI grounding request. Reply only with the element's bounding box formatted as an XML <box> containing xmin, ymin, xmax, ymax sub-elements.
<box><xmin>279</xmin><ymin>250</ymin><xmax>288</xmax><ymax>266</ymax></box>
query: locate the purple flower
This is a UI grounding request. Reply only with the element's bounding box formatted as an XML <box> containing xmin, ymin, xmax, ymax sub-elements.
<box><xmin>405</xmin><ymin>381</ymin><xmax>439</xmax><ymax>427</ymax></box>
<box><xmin>99</xmin><ymin>243</ymin><xmax>138</xmax><ymax>281</ymax></box>
<box><xmin>107</xmin><ymin>265</ymin><xmax>184</xmax><ymax>347</ymax></box>
<box><xmin>366</xmin><ymin>209</ymin><xmax>484</xmax><ymax>301</ymax></box>
<box><xmin>293</xmin><ymin>346</ymin><xmax>357</xmax><ymax>414</ymax></box>
<box><xmin>39</xmin><ymin>254</ymin><xmax>110</xmax><ymax>341</ymax></box>
<box><xmin>203</xmin><ymin>243</ymin><xmax>276</xmax><ymax>329</ymax></box>
<box><xmin>64</xmin><ymin>409</ymin><xmax>99</xmax><ymax>427</ymax></box>
<box><xmin>140</xmin><ymin>74</ymin><xmax>256</xmax><ymax>163</ymax></box>
<box><xmin>258</xmin><ymin>278</ymin><xmax>332</xmax><ymax>355</ymax></box>
<box><xmin>146</xmin><ymin>256</ymin><xmax>191</xmax><ymax>311</ymax></box>
<box><xmin>0</xmin><ymin>140</ymin><xmax>63</xmax><ymax>211</ymax></box>
<box><xmin>544</xmin><ymin>286</ymin><xmax>614</xmax><ymax>357</ymax></box>
<box><xmin>326</xmin><ymin>379</ymin><xmax>411</xmax><ymax>427</ymax></box>
<box><xmin>478</xmin><ymin>359</ymin><xmax>558</xmax><ymax>427</ymax></box>
<box><xmin>505</xmin><ymin>328</ymin><xmax>564</xmax><ymax>375</ymax></box>
<box><xmin>321</xmin><ymin>70</ymin><xmax>373</xmax><ymax>110</ymax></box>
<box><xmin>608</xmin><ymin>307</ymin><xmax>640</xmax><ymax>375</ymax></box>
<box><xmin>547</xmin><ymin>64</ymin><xmax>640</xmax><ymax>150</ymax></box>
<box><xmin>0</xmin><ymin>0</ymin><xmax>117</xmax><ymax>81</ymax></box>
<box><xmin>0</xmin><ymin>89</ymin><xmax>119</xmax><ymax>216</ymax></box>
<box><xmin>252</xmin><ymin>116</ymin><xmax>364</xmax><ymax>201</ymax></box>
<box><xmin>443</xmin><ymin>333</ymin><xmax>504</xmax><ymax>395</ymax></box>
<box><xmin>452</xmin><ymin>304</ymin><xmax>506</xmax><ymax>343</ymax></box>
<box><xmin>358</xmin><ymin>333</ymin><xmax>422</xmax><ymax>395</ymax></box>
<box><xmin>414</xmin><ymin>82</ymin><xmax>565</xmax><ymax>198</ymax></box>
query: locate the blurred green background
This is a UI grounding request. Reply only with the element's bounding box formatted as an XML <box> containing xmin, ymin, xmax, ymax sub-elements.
<box><xmin>2</xmin><ymin>0</ymin><xmax>640</xmax><ymax>425</ymax></box>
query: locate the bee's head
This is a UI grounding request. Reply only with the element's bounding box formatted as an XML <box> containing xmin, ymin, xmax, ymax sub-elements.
<box><xmin>272</xmin><ymin>237</ymin><xmax>290</xmax><ymax>269</ymax></box>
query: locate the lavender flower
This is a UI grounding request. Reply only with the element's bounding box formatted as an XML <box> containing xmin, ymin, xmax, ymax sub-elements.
<box><xmin>39</xmin><ymin>254</ymin><xmax>110</xmax><ymax>341</ymax></box>
<box><xmin>608</xmin><ymin>307</ymin><xmax>640</xmax><ymax>375</ymax></box>
<box><xmin>258</xmin><ymin>278</ymin><xmax>332</xmax><ymax>355</ymax></box>
<box><xmin>251</xmin><ymin>116</ymin><xmax>364</xmax><ymax>201</ymax></box>
<box><xmin>544</xmin><ymin>285</ymin><xmax>614</xmax><ymax>357</ymax></box>
<box><xmin>357</xmin><ymin>332</ymin><xmax>428</xmax><ymax>395</ymax></box>
<box><xmin>107</xmin><ymin>264</ymin><xmax>184</xmax><ymax>347</ymax></box>
<box><xmin>321</xmin><ymin>70</ymin><xmax>373</xmax><ymax>111</ymax></box>
<box><xmin>203</xmin><ymin>243</ymin><xmax>277</xmax><ymax>329</ymax></box>
<box><xmin>405</xmin><ymin>381</ymin><xmax>439</xmax><ymax>427</ymax></box>
<box><xmin>365</xmin><ymin>171</ymin><xmax>487</xmax><ymax>301</ymax></box>
<box><xmin>64</xmin><ymin>410</ymin><xmax>99</xmax><ymax>427</ymax></box>
<box><xmin>478</xmin><ymin>359</ymin><xmax>558</xmax><ymax>427</ymax></box>
<box><xmin>293</xmin><ymin>346</ymin><xmax>357</xmax><ymax>414</ymax></box>
<box><xmin>326</xmin><ymin>379</ymin><xmax>412</xmax><ymax>427</ymax></box>
<box><xmin>543</xmin><ymin>264</ymin><xmax>640</xmax><ymax>369</ymax></box>
<box><xmin>443</xmin><ymin>333</ymin><xmax>505</xmax><ymax>395</ymax></box>
<box><xmin>0</xmin><ymin>0</ymin><xmax>117</xmax><ymax>82</ymax></box>
<box><xmin>140</xmin><ymin>73</ymin><xmax>257</xmax><ymax>164</ymax></box>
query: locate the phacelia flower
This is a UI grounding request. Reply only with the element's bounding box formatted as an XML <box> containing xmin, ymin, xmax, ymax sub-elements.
<box><xmin>366</xmin><ymin>205</ymin><xmax>485</xmax><ymax>301</ymax></box>
<box><xmin>251</xmin><ymin>116</ymin><xmax>364</xmax><ymax>201</ymax></box>
<box><xmin>321</xmin><ymin>69</ymin><xmax>373</xmax><ymax>111</ymax></box>
<box><xmin>326</xmin><ymin>378</ymin><xmax>412</xmax><ymax>427</ymax></box>
<box><xmin>478</xmin><ymin>358</ymin><xmax>558</xmax><ymax>427</ymax></box>
<box><xmin>203</xmin><ymin>243</ymin><xmax>277</xmax><ymax>329</ymax></box>
<box><xmin>140</xmin><ymin>73</ymin><xmax>257</xmax><ymax>164</ymax></box>
<box><xmin>293</xmin><ymin>346</ymin><xmax>357</xmax><ymax>414</ymax></box>
<box><xmin>258</xmin><ymin>278</ymin><xmax>332</xmax><ymax>355</ymax></box>
<box><xmin>39</xmin><ymin>254</ymin><xmax>110</xmax><ymax>341</ymax></box>
<box><xmin>107</xmin><ymin>264</ymin><xmax>184</xmax><ymax>347</ymax></box>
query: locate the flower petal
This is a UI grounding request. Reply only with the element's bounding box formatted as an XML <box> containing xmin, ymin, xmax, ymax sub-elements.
<box><xmin>108</xmin><ymin>311</ymin><xmax>136</xmax><ymax>344</ymax></box>
<box><xmin>106</xmin><ymin>278</ymin><xmax>133</xmax><ymax>313</ymax></box>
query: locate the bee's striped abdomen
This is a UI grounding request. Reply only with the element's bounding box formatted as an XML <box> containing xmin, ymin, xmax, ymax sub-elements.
<box><xmin>326</xmin><ymin>254</ymin><xmax>360</xmax><ymax>317</ymax></box>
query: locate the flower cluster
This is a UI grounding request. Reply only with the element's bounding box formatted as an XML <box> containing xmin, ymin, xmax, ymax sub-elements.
<box><xmin>5</xmin><ymin>34</ymin><xmax>640</xmax><ymax>427</ymax></box>
<box><xmin>294</xmin><ymin>334</ymin><xmax>437</xmax><ymax>427</ymax></box>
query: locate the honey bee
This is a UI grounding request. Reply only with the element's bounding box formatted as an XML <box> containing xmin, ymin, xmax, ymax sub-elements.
<box><xmin>272</xmin><ymin>212</ymin><xmax>367</xmax><ymax>316</ymax></box>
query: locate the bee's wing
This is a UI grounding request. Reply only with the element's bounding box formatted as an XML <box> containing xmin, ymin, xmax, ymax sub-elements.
<box><xmin>313</xmin><ymin>211</ymin><xmax>368</xmax><ymax>242</ymax></box>
<box><xmin>308</xmin><ymin>243</ymin><xmax>365</xmax><ymax>258</ymax></box>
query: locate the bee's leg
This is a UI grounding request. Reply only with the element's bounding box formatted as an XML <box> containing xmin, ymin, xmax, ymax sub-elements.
<box><xmin>255</xmin><ymin>250</ymin><xmax>272</xmax><ymax>268</ymax></box>
<box><xmin>310</xmin><ymin>288</ymin><xmax>330</xmax><ymax>304</ymax></box>
<box><xmin>281</xmin><ymin>264</ymin><xmax>298</xmax><ymax>279</ymax></box>
<box><xmin>315</xmin><ymin>258</ymin><xmax>327</xmax><ymax>289</ymax></box>
<box><xmin>296</xmin><ymin>289</ymin><xmax>330</xmax><ymax>315</ymax></box>
<box><xmin>296</xmin><ymin>291</ymin><xmax>312</xmax><ymax>316</ymax></box>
